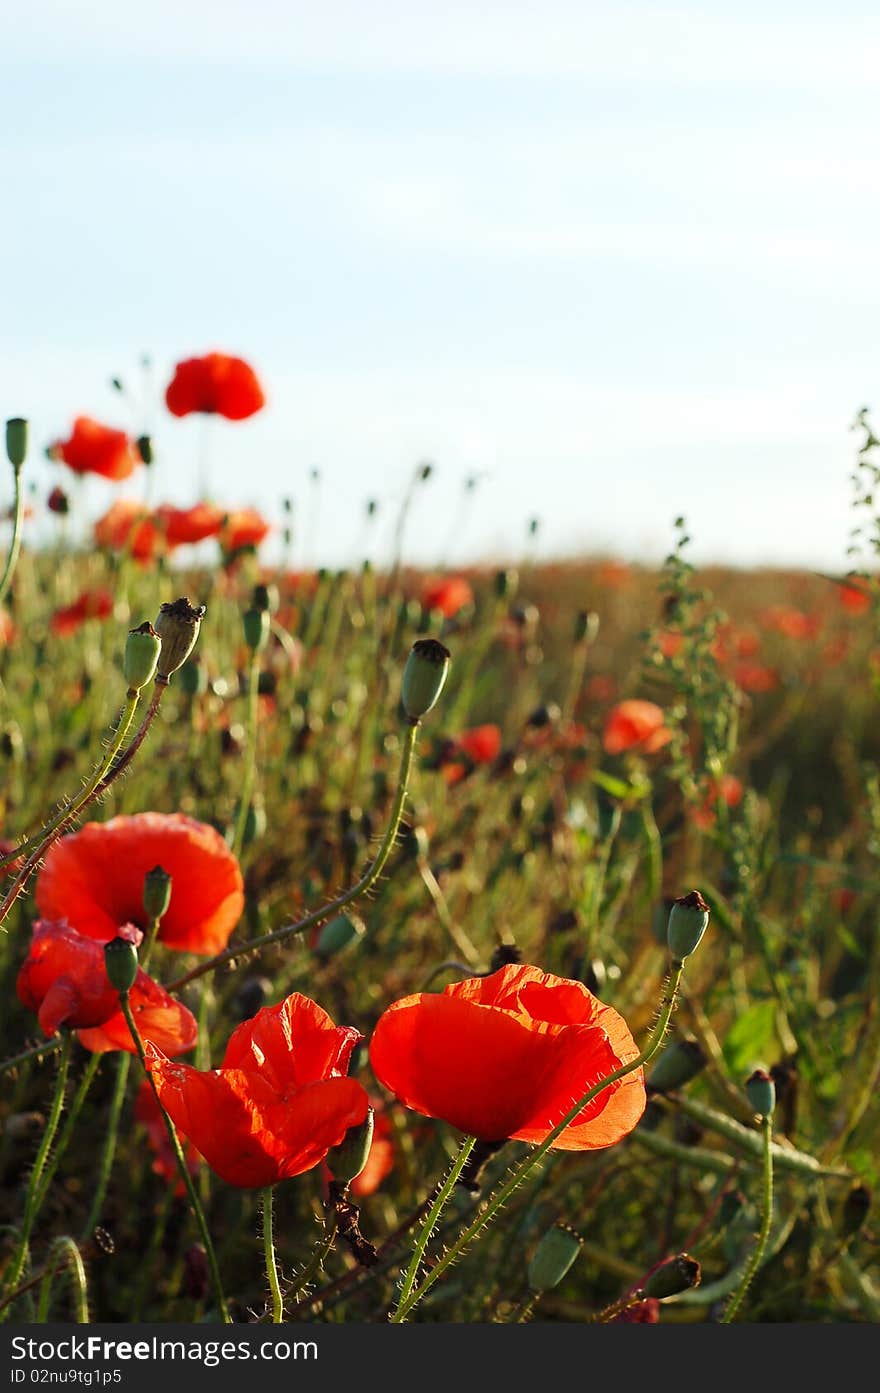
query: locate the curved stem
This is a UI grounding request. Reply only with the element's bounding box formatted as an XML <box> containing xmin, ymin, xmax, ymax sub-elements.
<box><xmin>169</xmin><ymin>718</ymin><xmax>421</xmax><ymax>991</ymax></box>
<box><xmin>119</xmin><ymin>994</ymin><xmax>231</xmax><ymax>1324</ymax></box>
<box><xmin>1</xmin><ymin>1033</ymin><xmax>72</xmax><ymax>1311</ymax></box>
<box><xmin>722</xmin><ymin>1115</ymin><xmax>774</xmax><ymax>1321</ymax></box>
<box><xmin>394</xmin><ymin>962</ymin><xmax>685</xmax><ymax>1322</ymax></box>
<box><xmin>391</xmin><ymin>1135</ymin><xmax>476</xmax><ymax>1321</ymax></box>
<box><xmin>36</xmin><ymin>1237</ymin><xmax>89</xmax><ymax>1324</ymax></box>
<box><xmin>262</xmin><ymin>1187</ymin><xmax>283</xmax><ymax>1323</ymax></box>
<box><xmin>0</xmin><ymin>465</ymin><xmax>24</xmax><ymax>608</ymax></box>
<box><xmin>0</xmin><ymin>689</ymin><xmax>142</xmax><ymax>927</ymax></box>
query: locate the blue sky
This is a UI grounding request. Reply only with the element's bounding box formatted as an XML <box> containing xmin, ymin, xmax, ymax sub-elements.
<box><xmin>2</xmin><ymin>1</ymin><xmax>879</xmax><ymax>571</ymax></box>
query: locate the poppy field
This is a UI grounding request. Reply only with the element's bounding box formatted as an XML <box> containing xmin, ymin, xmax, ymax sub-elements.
<box><xmin>0</xmin><ymin>370</ymin><xmax>878</xmax><ymax>1327</ymax></box>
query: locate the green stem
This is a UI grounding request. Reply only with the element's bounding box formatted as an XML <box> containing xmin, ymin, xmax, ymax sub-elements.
<box><xmin>394</xmin><ymin>962</ymin><xmax>686</xmax><ymax>1321</ymax></box>
<box><xmin>391</xmin><ymin>1135</ymin><xmax>477</xmax><ymax>1321</ymax></box>
<box><xmin>119</xmin><ymin>995</ymin><xmax>231</xmax><ymax>1324</ymax></box>
<box><xmin>36</xmin><ymin>1237</ymin><xmax>89</xmax><ymax>1323</ymax></box>
<box><xmin>669</xmin><ymin>1094</ymin><xmax>851</xmax><ymax>1180</ymax></box>
<box><xmin>81</xmin><ymin>1053</ymin><xmax>131</xmax><ymax>1240</ymax></box>
<box><xmin>169</xmin><ymin>718</ymin><xmax>421</xmax><ymax>991</ymax></box>
<box><xmin>0</xmin><ymin>1037</ymin><xmax>63</xmax><ymax>1077</ymax></box>
<box><xmin>289</xmin><ymin>1211</ymin><xmax>338</xmax><ymax>1304</ymax></box>
<box><xmin>262</xmin><ymin>1187</ymin><xmax>283</xmax><ymax>1323</ymax></box>
<box><xmin>1</xmin><ymin>1033</ymin><xmax>72</xmax><ymax>1310</ymax></box>
<box><xmin>0</xmin><ymin>464</ymin><xmax>24</xmax><ymax>608</ymax></box>
<box><xmin>722</xmin><ymin>1115</ymin><xmax>774</xmax><ymax>1321</ymax></box>
<box><xmin>232</xmin><ymin>651</ymin><xmax>261</xmax><ymax>858</ymax></box>
<box><xmin>35</xmin><ymin>1054</ymin><xmax>102</xmax><ymax>1213</ymax></box>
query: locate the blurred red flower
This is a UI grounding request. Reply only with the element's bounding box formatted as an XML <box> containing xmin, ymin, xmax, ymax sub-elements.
<box><xmin>457</xmin><ymin>725</ymin><xmax>502</xmax><ymax>764</ymax></box>
<box><xmin>17</xmin><ymin>920</ymin><xmax>196</xmax><ymax>1056</ymax></box>
<box><xmin>839</xmin><ymin>581</ymin><xmax>871</xmax><ymax>614</ymax></box>
<box><xmin>36</xmin><ymin>812</ymin><xmax>244</xmax><ymax>955</ymax></box>
<box><xmin>0</xmin><ymin>610</ymin><xmax>16</xmax><ymax>645</ymax></box>
<box><xmin>219</xmin><ymin>508</ymin><xmax>271</xmax><ymax>552</ymax></box>
<box><xmin>370</xmin><ymin>963</ymin><xmax>645</xmax><ymax>1149</ymax></box>
<box><xmin>421</xmin><ymin>577</ymin><xmax>474</xmax><ymax>618</ymax></box>
<box><xmin>603</xmin><ymin>700</ymin><xmax>672</xmax><ymax>755</ymax></box>
<box><xmin>759</xmin><ymin>606</ymin><xmax>820</xmax><ymax>641</ymax></box>
<box><xmin>733</xmin><ymin>661</ymin><xmax>779</xmax><ymax>694</ymax></box>
<box><xmin>50</xmin><ymin>418</ymin><xmax>139</xmax><ymax>481</ymax></box>
<box><xmin>50</xmin><ymin>589</ymin><xmax>114</xmax><ymax>638</ymax></box>
<box><xmin>692</xmin><ymin>774</ymin><xmax>744</xmax><ymax>829</ymax></box>
<box><xmin>165</xmin><ymin>354</ymin><xmax>265</xmax><ymax>421</ymax></box>
<box><xmin>134</xmin><ymin>1079</ymin><xmax>201</xmax><ymax>1191</ymax></box>
<box><xmin>94</xmin><ymin>500</ymin><xmax>164</xmax><ymax>563</ymax></box>
<box><xmin>156</xmin><ymin>502</ymin><xmax>226</xmax><ymax>547</ymax></box>
<box><xmin>146</xmin><ymin>994</ymin><xmax>369</xmax><ymax>1187</ymax></box>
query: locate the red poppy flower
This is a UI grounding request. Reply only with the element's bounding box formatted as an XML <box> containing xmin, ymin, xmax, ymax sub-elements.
<box><xmin>50</xmin><ymin>418</ymin><xmax>140</xmax><ymax>481</ymax></box>
<box><xmin>156</xmin><ymin>502</ymin><xmax>226</xmax><ymax>547</ymax></box>
<box><xmin>603</xmin><ymin>701</ymin><xmax>672</xmax><ymax>756</ymax></box>
<box><xmin>146</xmin><ymin>994</ymin><xmax>369</xmax><ymax>1187</ymax></box>
<box><xmin>759</xmin><ymin>606</ymin><xmax>819</xmax><ymax>641</ymax></box>
<box><xmin>596</xmin><ymin>560</ymin><xmax>631</xmax><ymax>590</ymax></box>
<box><xmin>839</xmin><ymin>581</ymin><xmax>871</xmax><ymax>614</ymax></box>
<box><xmin>134</xmin><ymin>1079</ymin><xmax>201</xmax><ymax>1191</ymax></box>
<box><xmin>165</xmin><ymin>354</ymin><xmax>265</xmax><ymax>421</ymax></box>
<box><xmin>369</xmin><ymin>963</ymin><xmax>645</xmax><ymax>1149</ymax></box>
<box><xmin>219</xmin><ymin>508</ymin><xmax>271</xmax><ymax>552</ymax></box>
<box><xmin>94</xmin><ymin>500</ymin><xmax>165</xmax><ymax>563</ymax></box>
<box><xmin>421</xmin><ymin>577</ymin><xmax>474</xmax><ymax>618</ymax></box>
<box><xmin>456</xmin><ymin>725</ymin><xmax>502</xmax><ymax>764</ymax></box>
<box><xmin>692</xmin><ymin>774</ymin><xmax>744</xmax><ymax>829</ymax></box>
<box><xmin>50</xmin><ymin>589</ymin><xmax>115</xmax><ymax>638</ymax></box>
<box><xmin>0</xmin><ymin>610</ymin><xmax>15</xmax><ymax>645</ymax></box>
<box><xmin>36</xmin><ymin>813</ymin><xmax>244</xmax><ymax>955</ymax></box>
<box><xmin>733</xmin><ymin>661</ymin><xmax>779</xmax><ymax>694</ymax></box>
<box><xmin>17</xmin><ymin>920</ymin><xmax>197</xmax><ymax>1056</ymax></box>
<box><xmin>658</xmin><ymin>631</ymin><xmax>684</xmax><ymax>660</ymax></box>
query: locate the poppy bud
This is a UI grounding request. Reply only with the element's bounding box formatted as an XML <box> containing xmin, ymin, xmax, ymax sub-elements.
<box><xmin>667</xmin><ymin>890</ymin><xmax>710</xmax><ymax>962</ymax></box>
<box><xmin>5</xmin><ymin>417</ymin><xmax>27</xmax><ymax>470</ymax></box>
<box><xmin>143</xmin><ymin>865</ymin><xmax>172</xmax><ymax>923</ymax></box>
<box><xmin>252</xmin><ymin>582</ymin><xmax>279</xmax><ymax>614</ymax></box>
<box><xmin>646</xmin><ymin>1037</ymin><xmax>707</xmax><ymax>1095</ymax></box>
<box><xmin>243</xmin><ymin>606</ymin><xmax>270</xmax><ymax>652</ymax></box>
<box><xmin>316</xmin><ymin>912</ymin><xmax>366</xmax><ymax>959</ymax></box>
<box><xmin>178</xmin><ymin>659</ymin><xmax>208</xmax><ymax>697</ymax></box>
<box><xmin>745</xmin><ymin>1068</ymin><xmax>776</xmax><ymax>1119</ymax></box>
<box><xmin>527</xmin><ymin>1224</ymin><xmax>583</xmax><ymax>1293</ymax></box>
<box><xmin>123</xmin><ymin>622</ymin><xmax>161</xmax><ymax>692</ymax></box>
<box><xmin>104</xmin><ymin>936</ymin><xmax>138</xmax><ymax>994</ymax></box>
<box><xmin>135</xmin><ymin>435</ymin><xmax>154</xmax><ymax>466</ymax></box>
<box><xmin>574</xmin><ymin>609</ymin><xmax>599</xmax><ymax>644</ymax></box>
<box><xmin>47</xmin><ymin>486</ymin><xmax>69</xmax><ymax>515</ymax></box>
<box><xmin>401</xmin><ymin>639</ymin><xmax>451</xmax><ymax>723</ymax></box>
<box><xmin>154</xmin><ymin>597</ymin><xmax>206</xmax><ymax>681</ymax></box>
<box><xmin>327</xmin><ymin>1109</ymin><xmax>375</xmax><ymax>1185</ymax></box>
<box><xmin>234</xmin><ymin>976</ymin><xmax>272</xmax><ymax>1022</ymax></box>
<box><xmin>642</xmin><ymin>1253</ymin><xmax>701</xmax><ymax>1300</ymax></box>
<box><xmin>494</xmin><ymin>568</ymin><xmax>518</xmax><ymax>600</ymax></box>
<box><xmin>840</xmin><ymin>1184</ymin><xmax>871</xmax><ymax>1240</ymax></box>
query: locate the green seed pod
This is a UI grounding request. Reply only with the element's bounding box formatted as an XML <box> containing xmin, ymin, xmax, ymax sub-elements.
<box><xmin>642</xmin><ymin>1253</ymin><xmax>701</xmax><ymax>1300</ymax></box>
<box><xmin>104</xmin><ymin>936</ymin><xmax>139</xmax><ymax>994</ymax></box>
<box><xmin>667</xmin><ymin>890</ymin><xmax>710</xmax><ymax>962</ymax></box>
<box><xmin>5</xmin><ymin>418</ymin><xmax>28</xmax><ymax>470</ymax></box>
<box><xmin>123</xmin><ymin>622</ymin><xmax>161</xmax><ymax>692</ymax></box>
<box><xmin>154</xmin><ymin>597</ymin><xmax>206</xmax><ymax>680</ymax></box>
<box><xmin>316</xmin><ymin>912</ymin><xmax>366</xmax><ymax>959</ymax></box>
<box><xmin>646</xmin><ymin>1037</ymin><xmax>708</xmax><ymax>1095</ymax></box>
<box><xmin>136</xmin><ymin>435</ymin><xmax>154</xmax><ymax>466</ymax></box>
<box><xmin>574</xmin><ymin>609</ymin><xmax>599</xmax><ymax>644</ymax></box>
<box><xmin>401</xmin><ymin>639</ymin><xmax>451</xmax><ymax>722</ymax></box>
<box><xmin>178</xmin><ymin>658</ymin><xmax>208</xmax><ymax>697</ymax></box>
<box><xmin>326</xmin><ymin>1109</ymin><xmax>375</xmax><ymax>1184</ymax></box>
<box><xmin>243</xmin><ymin>606</ymin><xmax>270</xmax><ymax>652</ymax></box>
<box><xmin>143</xmin><ymin>865</ymin><xmax>172</xmax><ymax>923</ymax></box>
<box><xmin>745</xmin><ymin>1068</ymin><xmax>776</xmax><ymax>1119</ymax></box>
<box><xmin>242</xmin><ymin>801</ymin><xmax>267</xmax><ymax>847</ymax></box>
<box><xmin>527</xmin><ymin>1224</ymin><xmax>583</xmax><ymax>1293</ymax></box>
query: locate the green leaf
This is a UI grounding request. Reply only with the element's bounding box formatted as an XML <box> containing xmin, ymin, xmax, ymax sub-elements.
<box><xmin>721</xmin><ymin>1001</ymin><xmax>782</xmax><ymax>1077</ymax></box>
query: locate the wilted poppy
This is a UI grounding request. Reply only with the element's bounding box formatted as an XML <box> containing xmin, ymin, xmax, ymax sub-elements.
<box><xmin>165</xmin><ymin>354</ymin><xmax>265</xmax><ymax>421</ymax></box>
<box><xmin>219</xmin><ymin>508</ymin><xmax>271</xmax><ymax>553</ymax></box>
<box><xmin>369</xmin><ymin>963</ymin><xmax>645</xmax><ymax>1149</ymax></box>
<box><xmin>50</xmin><ymin>589</ymin><xmax>115</xmax><ymax>638</ymax></box>
<box><xmin>17</xmin><ymin>920</ymin><xmax>197</xmax><ymax>1056</ymax></box>
<box><xmin>156</xmin><ymin>502</ymin><xmax>226</xmax><ymax>547</ymax></box>
<box><xmin>36</xmin><ymin>812</ymin><xmax>244</xmax><ymax>955</ymax></box>
<box><xmin>421</xmin><ymin>577</ymin><xmax>474</xmax><ymax>618</ymax></box>
<box><xmin>50</xmin><ymin>418</ymin><xmax>140</xmax><ymax>481</ymax></box>
<box><xmin>603</xmin><ymin>701</ymin><xmax>672</xmax><ymax>756</ymax></box>
<box><xmin>146</xmin><ymin>994</ymin><xmax>369</xmax><ymax>1187</ymax></box>
<box><xmin>94</xmin><ymin>500</ymin><xmax>164</xmax><ymax>563</ymax></box>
